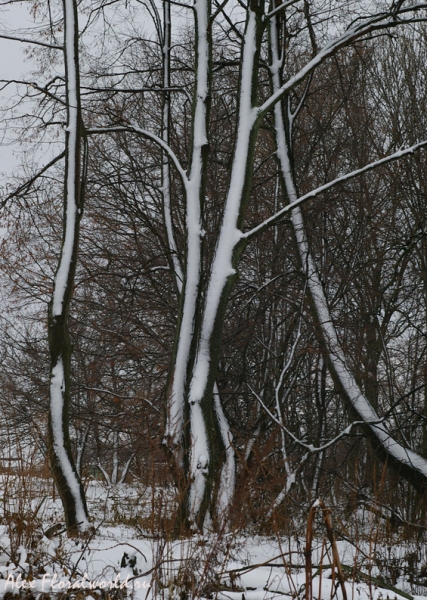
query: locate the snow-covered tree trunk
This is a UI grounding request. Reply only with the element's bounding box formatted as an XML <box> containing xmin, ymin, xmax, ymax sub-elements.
<box><xmin>163</xmin><ymin>0</ymin><xmax>211</xmax><ymax>481</ymax></box>
<box><xmin>269</xmin><ymin>10</ymin><xmax>427</xmax><ymax>493</ymax></box>
<box><xmin>47</xmin><ymin>0</ymin><xmax>89</xmax><ymax>532</ymax></box>
<box><xmin>213</xmin><ymin>383</ymin><xmax>235</xmax><ymax>527</ymax></box>
<box><xmin>182</xmin><ymin>0</ymin><xmax>265</xmax><ymax>529</ymax></box>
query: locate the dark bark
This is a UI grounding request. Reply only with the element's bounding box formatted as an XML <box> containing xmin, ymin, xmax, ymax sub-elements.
<box><xmin>47</xmin><ymin>0</ymin><xmax>89</xmax><ymax>532</ymax></box>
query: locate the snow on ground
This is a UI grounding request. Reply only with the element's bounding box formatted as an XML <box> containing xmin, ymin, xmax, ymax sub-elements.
<box><xmin>0</xmin><ymin>477</ymin><xmax>425</xmax><ymax>600</ymax></box>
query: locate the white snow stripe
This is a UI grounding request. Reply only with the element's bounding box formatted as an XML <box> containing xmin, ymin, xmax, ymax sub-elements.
<box><xmin>50</xmin><ymin>359</ymin><xmax>89</xmax><ymax>525</ymax></box>
<box><xmin>214</xmin><ymin>384</ymin><xmax>235</xmax><ymax>524</ymax></box>
<box><xmin>166</xmin><ymin>0</ymin><xmax>210</xmax><ymax>468</ymax></box>
<box><xmin>52</xmin><ymin>0</ymin><xmax>79</xmax><ymax>317</ymax></box>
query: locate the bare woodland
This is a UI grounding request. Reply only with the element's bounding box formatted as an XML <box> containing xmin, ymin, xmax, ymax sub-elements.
<box><xmin>1</xmin><ymin>0</ymin><xmax>427</xmax><ymax>536</ymax></box>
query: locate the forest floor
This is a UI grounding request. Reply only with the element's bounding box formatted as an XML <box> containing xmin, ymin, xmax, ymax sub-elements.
<box><xmin>0</xmin><ymin>478</ymin><xmax>425</xmax><ymax>600</ymax></box>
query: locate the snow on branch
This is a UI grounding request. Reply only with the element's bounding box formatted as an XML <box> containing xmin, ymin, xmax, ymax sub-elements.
<box><xmin>243</xmin><ymin>139</ymin><xmax>427</xmax><ymax>240</ymax></box>
<box><xmin>256</xmin><ymin>3</ymin><xmax>427</xmax><ymax>119</ymax></box>
<box><xmin>248</xmin><ymin>384</ymin><xmax>382</xmax><ymax>455</ymax></box>
<box><xmin>86</xmin><ymin>125</ymin><xmax>189</xmax><ymax>188</ymax></box>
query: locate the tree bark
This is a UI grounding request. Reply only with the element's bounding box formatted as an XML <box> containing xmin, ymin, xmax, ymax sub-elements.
<box><xmin>47</xmin><ymin>0</ymin><xmax>89</xmax><ymax>533</ymax></box>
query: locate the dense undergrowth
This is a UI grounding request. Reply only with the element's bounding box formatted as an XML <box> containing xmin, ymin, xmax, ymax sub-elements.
<box><xmin>0</xmin><ymin>464</ymin><xmax>425</xmax><ymax>600</ymax></box>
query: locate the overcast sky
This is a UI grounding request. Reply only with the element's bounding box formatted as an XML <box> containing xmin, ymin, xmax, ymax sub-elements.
<box><xmin>0</xmin><ymin>3</ymin><xmax>34</xmax><ymax>177</ymax></box>
<box><xmin>0</xmin><ymin>0</ymin><xmax>158</xmax><ymax>182</ymax></box>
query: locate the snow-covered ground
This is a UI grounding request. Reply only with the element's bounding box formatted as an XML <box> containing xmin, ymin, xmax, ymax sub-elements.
<box><xmin>0</xmin><ymin>477</ymin><xmax>425</xmax><ymax>600</ymax></box>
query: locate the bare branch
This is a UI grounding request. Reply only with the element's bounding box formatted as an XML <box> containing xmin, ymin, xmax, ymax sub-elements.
<box><xmin>0</xmin><ymin>32</ymin><xmax>62</xmax><ymax>49</ymax></box>
<box><xmin>0</xmin><ymin>151</ymin><xmax>65</xmax><ymax>210</ymax></box>
<box><xmin>258</xmin><ymin>3</ymin><xmax>427</xmax><ymax>118</ymax></box>
<box><xmin>80</xmin><ymin>386</ymin><xmax>160</xmax><ymax>413</ymax></box>
<box><xmin>86</xmin><ymin>125</ymin><xmax>189</xmax><ymax>187</ymax></box>
<box><xmin>249</xmin><ymin>384</ymin><xmax>369</xmax><ymax>454</ymax></box>
<box><xmin>265</xmin><ymin>0</ymin><xmax>302</xmax><ymax>20</ymax></box>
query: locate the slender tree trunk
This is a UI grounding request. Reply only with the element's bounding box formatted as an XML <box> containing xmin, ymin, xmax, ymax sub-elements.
<box><xmin>164</xmin><ymin>0</ymin><xmax>211</xmax><ymax>484</ymax></box>
<box><xmin>161</xmin><ymin>0</ymin><xmax>183</xmax><ymax>296</ymax></box>
<box><xmin>312</xmin><ymin>355</ymin><xmax>326</xmax><ymax>499</ymax></box>
<box><xmin>47</xmin><ymin>0</ymin><xmax>89</xmax><ymax>533</ymax></box>
<box><xmin>213</xmin><ymin>383</ymin><xmax>235</xmax><ymax>527</ymax></box>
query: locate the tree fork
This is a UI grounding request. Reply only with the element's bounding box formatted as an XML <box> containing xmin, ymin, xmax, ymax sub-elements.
<box><xmin>183</xmin><ymin>0</ymin><xmax>266</xmax><ymax>529</ymax></box>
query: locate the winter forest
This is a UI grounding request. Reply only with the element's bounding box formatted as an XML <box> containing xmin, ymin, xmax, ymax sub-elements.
<box><xmin>2</xmin><ymin>0</ymin><xmax>427</xmax><ymax>596</ymax></box>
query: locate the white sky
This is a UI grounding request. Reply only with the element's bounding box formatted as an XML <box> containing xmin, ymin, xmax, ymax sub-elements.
<box><xmin>0</xmin><ymin>2</ymin><xmax>34</xmax><ymax>176</ymax></box>
<box><xmin>0</xmin><ymin>0</ymin><xmax>160</xmax><ymax>182</ymax></box>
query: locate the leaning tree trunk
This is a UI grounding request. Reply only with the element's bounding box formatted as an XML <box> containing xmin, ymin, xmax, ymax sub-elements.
<box><xmin>269</xmin><ymin>10</ymin><xmax>427</xmax><ymax>492</ymax></box>
<box><xmin>47</xmin><ymin>0</ymin><xmax>89</xmax><ymax>532</ymax></box>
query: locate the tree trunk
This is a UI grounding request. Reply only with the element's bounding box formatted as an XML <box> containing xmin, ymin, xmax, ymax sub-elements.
<box><xmin>163</xmin><ymin>0</ymin><xmax>211</xmax><ymax>490</ymax></box>
<box><xmin>270</xmin><ymin>19</ymin><xmax>427</xmax><ymax>492</ymax></box>
<box><xmin>164</xmin><ymin>0</ymin><xmax>265</xmax><ymax>531</ymax></box>
<box><xmin>47</xmin><ymin>0</ymin><xmax>89</xmax><ymax>533</ymax></box>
